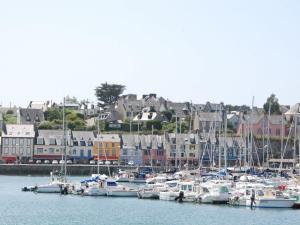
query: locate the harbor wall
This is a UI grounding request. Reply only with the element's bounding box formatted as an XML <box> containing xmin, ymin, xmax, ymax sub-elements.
<box><xmin>0</xmin><ymin>164</ymin><xmax>160</xmax><ymax>176</ymax></box>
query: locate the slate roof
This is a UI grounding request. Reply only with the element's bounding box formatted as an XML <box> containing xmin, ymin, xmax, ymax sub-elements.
<box><xmin>192</xmin><ymin>104</ymin><xmax>205</xmax><ymax>112</ymax></box>
<box><xmin>95</xmin><ymin>134</ymin><xmax>120</xmax><ymax>142</ymax></box>
<box><xmin>72</xmin><ymin>131</ymin><xmax>95</xmax><ymax>141</ymax></box>
<box><xmin>197</xmin><ymin>112</ymin><xmax>223</xmax><ymax>122</ymax></box>
<box><xmin>166</xmin><ymin>102</ymin><xmax>190</xmax><ymax>118</ymax></box>
<box><xmin>36</xmin><ymin>129</ymin><xmax>72</xmax><ymax>146</ymax></box>
<box><xmin>19</xmin><ymin>108</ymin><xmax>45</xmax><ymax>124</ymax></box>
<box><xmin>204</xmin><ymin>102</ymin><xmax>224</xmax><ymax>112</ymax></box>
<box><xmin>122</xmin><ymin>135</ymin><xmax>138</xmax><ymax>148</ymax></box>
<box><xmin>3</xmin><ymin>124</ymin><xmax>35</xmax><ymax>138</ymax></box>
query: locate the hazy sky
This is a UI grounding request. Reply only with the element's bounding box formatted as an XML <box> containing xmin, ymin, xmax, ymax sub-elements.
<box><xmin>0</xmin><ymin>0</ymin><xmax>299</xmax><ymax>107</ymax></box>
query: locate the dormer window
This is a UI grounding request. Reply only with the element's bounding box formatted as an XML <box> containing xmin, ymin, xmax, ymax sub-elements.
<box><xmin>87</xmin><ymin>139</ymin><xmax>93</xmax><ymax>146</ymax></box>
<box><xmin>80</xmin><ymin>139</ymin><xmax>86</xmax><ymax>146</ymax></box>
<box><xmin>37</xmin><ymin>138</ymin><xmax>44</xmax><ymax>145</ymax></box>
<box><xmin>73</xmin><ymin>138</ymin><xmax>78</xmax><ymax>146</ymax></box>
<box><xmin>49</xmin><ymin>138</ymin><xmax>56</xmax><ymax>145</ymax></box>
<box><xmin>26</xmin><ymin>114</ymin><xmax>31</xmax><ymax>121</ymax></box>
<box><xmin>35</xmin><ymin>114</ymin><xmax>40</xmax><ymax>122</ymax></box>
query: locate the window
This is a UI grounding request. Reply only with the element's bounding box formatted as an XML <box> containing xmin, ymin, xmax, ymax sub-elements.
<box><xmin>257</xmin><ymin>129</ymin><xmax>263</xmax><ymax>135</ymax></box>
<box><xmin>189</xmin><ymin>153</ymin><xmax>195</xmax><ymax>157</ymax></box>
<box><xmin>105</xmin><ymin>150</ymin><xmax>110</xmax><ymax>157</ymax></box>
<box><xmin>105</xmin><ymin>143</ymin><xmax>109</xmax><ymax>148</ymax></box>
<box><xmin>37</xmin><ymin>138</ymin><xmax>44</xmax><ymax>145</ymax></box>
<box><xmin>181</xmin><ymin>153</ymin><xmax>185</xmax><ymax>157</ymax></box>
<box><xmin>49</xmin><ymin>138</ymin><xmax>56</xmax><ymax>145</ymax></box>
<box><xmin>190</xmin><ymin>145</ymin><xmax>195</xmax><ymax>150</ymax></box>
<box><xmin>49</xmin><ymin>148</ymin><xmax>54</xmax><ymax>154</ymax></box>
<box><xmin>26</xmin><ymin>114</ymin><xmax>31</xmax><ymax>121</ymax></box>
<box><xmin>87</xmin><ymin>140</ymin><xmax>93</xmax><ymax>146</ymax></box>
<box><xmin>276</xmin><ymin>129</ymin><xmax>281</xmax><ymax>136</ymax></box>
<box><xmin>112</xmin><ymin>148</ymin><xmax>116</xmax><ymax>157</ymax></box>
<box><xmin>73</xmin><ymin>140</ymin><xmax>78</xmax><ymax>146</ymax></box>
<box><xmin>56</xmin><ymin>149</ymin><xmax>60</xmax><ymax>153</ymax></box>
<box><xmin>112</xmin><ymin>143</ymin><xmax>115</xmax><ymax>148</ymax></box>
<box><xmin>20</xmin><ymin>139</ymin><xmax>24</xmax><ymax>145</ymax></box>
<box><xmin>123</xmin><ymin>149</ymin><xmax>128</xmax><ymax>155</ymax></box>
<box><xmin>16</xmin><ymin>139</ymin><xmax>19</xmax><ymax>145</ymax></box>
<box><xmin>72</xmin><ymin>149</ymin><xmax>77</xmax><ymax>155</ymax></box>
<box><xmin>4</xmin><ymin>139</ymin><xmax>9</xmax><ymax>145</ymax></box>
<box><xmin>4</xmin><ymin>147</ymin><xmax>8</xmax><ymax>154</ymax></box>
<box><xmin>80</xmin><ymin>141</ymin><xmax>86</xmax><ymax>146</ymax></box>
<box><xmin>27</xmin><ymin>139</ymin><xmax>31</xmax><ymax>146</ymax></box>
<box><xmin>27</xmin><ymin>148</ymin><xmax>30</xmax><ymax>155</ymax></box>
<box><xmin>12</xmin><ymin>139</ymin><xmax>16</xmax><ymax>145</ymax></box>
<box><xmin>12</xmin><ymin>147</ymin><xmax>16</xmax><ymax>154</ymax></box>
<box><xmin>20</xmin><ymin>148</ymin><xmax>24</xmax><ymax>154</ymax></box>
<box><xmin>37</xmin><ymin>148</ymin><xmax>43</xmax><ymax>154</ymax></box>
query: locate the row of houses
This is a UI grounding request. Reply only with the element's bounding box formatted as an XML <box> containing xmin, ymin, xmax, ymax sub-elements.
<box><xmin>0</xmin><ymin>124</ymin><xmax>248</xmax><ymax>167</ymax></box>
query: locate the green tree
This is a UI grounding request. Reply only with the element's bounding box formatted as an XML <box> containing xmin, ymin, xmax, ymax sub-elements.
<box><xmin>44</xmin><ymin>108</ymin><xmax>62</xmax><ymax>121</ymax></box>
<box><xmin>162</xmin><ymin>111</ymin><xmax>173</xmax><ymax>122</ymax></box>
<box><xmin>162</xmin><ymin>122</ymin><xmax>176</xmax><ymax>133</ymax></box>
<box><xmin>95</xmin><ymin>82</ymin><xmax>126</xmax><ymax>107</ymax></box>
<box><xmin>263</xmin><ymin>94</ymin><xmax>281</xmax><ymax>115</ymax></box>
<box><xmin>38</xmin><ymin>121</ymin><xmax>54</xmax><ymax>129</ymax></box>
<box><xmin>146</xmin><ymin>120</ymin><xmax>162</xmax><ymax>130</ymax></box>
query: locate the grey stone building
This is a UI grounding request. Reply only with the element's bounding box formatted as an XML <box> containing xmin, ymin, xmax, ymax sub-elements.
<box><xmin>1</xmin><ymin>124</ymin><xmax>35</xmax><ymax>163</ymax></box>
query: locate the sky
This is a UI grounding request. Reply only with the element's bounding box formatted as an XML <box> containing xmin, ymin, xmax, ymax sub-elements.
<box><xmin>0</xmin><ymin>0</ymin><xmax>299</xmax><ymax>108</ymax></box>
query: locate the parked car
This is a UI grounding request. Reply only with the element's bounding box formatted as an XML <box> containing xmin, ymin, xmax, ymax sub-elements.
<box><xmin>112</xmin><ymin>161</ymin><xmax>118</xmax><ymax>165</ymax></box>
<box><xmin>52</xmin><ymin>160</ymin><xmax>58</xmax><ymax>164</ymax></box>
<box><xmin>98</xmin><ymin>160</ymin><xmax>104</xmax><ymax>165</ymax></box>
<box><xmin>44</xmin><ymin>160</ymin><xmax>50</xmax><ymax>164</ymax></box>
<box><xmin>89</xmin><ymin>160</ymin><xmax>95</xmax><ymax>165</ymax></box>
<box><xmin>36</xmin><ymin>160</ymin><xmax>42</xmax><ymax>164</ymax></box>
<box><xmin>28</xmin><ymin>159</ymin><xmax>34</xmax><ymax>164</ymax></box>
<box><xmin>66</xmin><ymin>160</ymin><xmax>73</xmax><ymax>164</ymax></box>
<box><xmin>105</xmin><ymin>161</ymin><xmax>111</xmax><ymax>165</ymax></box>
<box><xmin>59</xmin><ymin>160</ymin><xmax>65</xmax><ymax>164</ymax></box>
<box><xmin>128</xmin><ymin>161</ymin><xmax>134</xmax><ymax>166</ymax></box>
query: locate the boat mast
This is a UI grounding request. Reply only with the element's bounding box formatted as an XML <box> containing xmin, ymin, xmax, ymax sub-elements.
<box><xmin>224</xmin><ymin>106</ymin><xmax>228</xmax><ymax>170</ymax></box>
<box><xmin>62</xmin><ymin>97</ymin><xmax>67</xmax><ymax>183</ymax></box>
<box><xmin>150</xmin><ymin>125</ymin><xmax>154</xmax><ymax>171</ymax></box>
<box><xmin>175</xmin><ymin>113</ymin><xmax>178</xmax><ymax>169</ymax></box>
<box><xmin>179</xmin><ymin>117</ymin><xmax>182</xmax><ymax>170</ymax></box>
<box><xmin>267</xmin><ymin>102</ymin><xmax>271</xmax><ymax>168</ymax></box>
<box><xmin>249</xmin><ymin>97</ymin><xmax>254</xmax><ymax>168</ymax></box>
<box><xmin>279</xmin><ymin>113</ymin><xmax>284</xmax><ymax>172</ymax></box>
<box><xmin>293</xmin><ymin>115</ymin><xmax>297</xmax><ymax>170</ymax></box>
<box><xmin>218</xmin><ymin>105</ymin><xmax>221</xmax><ymax>171</ymax></box>
<box><xmin>97</xmin><ymin>112</ymin><xmax>100</xmax><ymax>175</ymax></box>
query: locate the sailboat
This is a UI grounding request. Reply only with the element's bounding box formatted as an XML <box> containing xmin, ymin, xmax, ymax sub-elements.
<box><xmin>35</xmin><ymin>98</ymin><xmax>69</xmax><ymax>194</ymax></box>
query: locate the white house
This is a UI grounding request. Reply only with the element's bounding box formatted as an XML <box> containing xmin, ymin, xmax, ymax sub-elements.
<box><xmin>1</xmin><ymin>124</ymin><xmax>35</xmax><ymax>163</ymax></box>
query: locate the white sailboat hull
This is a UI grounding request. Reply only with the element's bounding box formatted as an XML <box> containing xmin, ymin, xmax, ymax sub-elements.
<box><xmin>36</xmin><ymin>183</ymin><xmax>62</xmax><ymax>193</ymax></box>
<box><xmin>159</xmin><ymin>191</ymin><xmax>178</xmax><ymax>201</ymax></box>
<box><xmin>107</xmin><ymin>190</ymin><xmax>138</xmax><ymax>197</ymax></box>
<box><xmin>246</xmin><ymin>199</ymin><xmax>295</xmax><ymax>208</ymax></box>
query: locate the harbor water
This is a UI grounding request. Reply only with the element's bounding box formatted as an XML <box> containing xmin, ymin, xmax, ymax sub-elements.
<box><xmin>1</xmin><ymin>175</ymin><xmax>300</xmax><ymax>225</ymax></box>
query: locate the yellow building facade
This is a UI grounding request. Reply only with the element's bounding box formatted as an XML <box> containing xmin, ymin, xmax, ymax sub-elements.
<box><xmin>93</xmin><ymin>134</ymin><xmax>121</xmax><ymax>161</ymax></box>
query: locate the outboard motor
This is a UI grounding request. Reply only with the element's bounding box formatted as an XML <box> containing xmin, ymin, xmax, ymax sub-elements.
<box><xmin>175</xmin><ymin>191</ymin><xmax>185</xmax><ymax>203</ymax></box>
